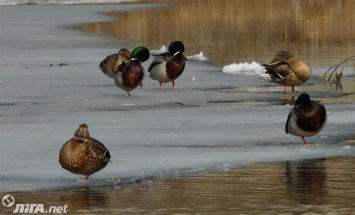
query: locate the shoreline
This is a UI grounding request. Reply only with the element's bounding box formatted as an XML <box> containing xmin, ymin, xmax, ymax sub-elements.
<box><xmin>2</xmin><ymin>156</ymin><xmax>354</xmax><ymax>214</ymax></box>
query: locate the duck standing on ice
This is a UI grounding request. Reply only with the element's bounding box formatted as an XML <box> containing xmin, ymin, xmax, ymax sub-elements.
<box><xmin>285</xmin><ymin>93</ymin><xmax>327</xmax><ymax>146</ymax></box>
<box><xmin>59</xmin><ymin>124</ymin><xmax>111</xmax><ymax>180</ymax></box>
<box><xmin>114</xmin><ymin>47</ymin><xmax>150</xmax><ymax>97</ymax></box>
<box><xmin>99</xmin><ymin>48</ymin><xmax>131</xmax><ymax>78</ymax></box>
<box><xmin>148</xmin><ymin>41</ymin><xmax>188</xmax><ymax>91</ymax></box>
<box><xmin>259</xmin><ymin>51</ymin><xmax>311</xmax><ymax>93</ymax></box>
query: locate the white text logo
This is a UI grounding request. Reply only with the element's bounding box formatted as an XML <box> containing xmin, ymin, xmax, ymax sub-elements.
<box><xmin>2</xmin><ymin>195</ymin><xmax>68</xmax><ymax>214</ymax></box>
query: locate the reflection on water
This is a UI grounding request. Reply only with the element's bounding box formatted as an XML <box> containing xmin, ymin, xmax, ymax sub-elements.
<box><xmin>286</xmin><ymin>158</ymin><xmax>327</xmax><ymax>205</ymax></box>
<box><xmin>2</xmin><ymin>156</ymin><xmax>354</xmax><ymax>214</ymax></box>
<box><xmin>80</xmin><ymin>0</ymin><xmax>355</xmax><ymax>67</ymax></box>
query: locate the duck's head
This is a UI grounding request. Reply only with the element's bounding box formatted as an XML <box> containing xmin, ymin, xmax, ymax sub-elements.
<box><xmin>74</xmin><ymin>124</ymin><xmax>90</xmax><ymax>142</ymax></box>
<box><xmin>131</xmin><ymin>47</ymin><xmax>150</xmax><ymax>63</ymax></box>
<box><xmin>295</xmin><ymin>93</ymin><xmax>311</xmax><ymax>107</ymax></box>
<box><xmin>168</xmin><ymin>41</ymin><xmax>188</xmax><ymax>60</ymax></box>
<box><xmin>118</xmin><ymin>48</ymin><xmax>131</xmax><ymax>58</ymax></box>
<box><xmin>270</xmin><ymin>51</ymin><xmax>294</xmax><ymax>63</ymax></box>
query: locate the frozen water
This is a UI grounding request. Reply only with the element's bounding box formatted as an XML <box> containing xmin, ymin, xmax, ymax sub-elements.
<box><xmin>0</xmin><ymin>0</ymin><xmax>134</xmax><ymax>5</ymax></box>
<box><xmin>0</xmin><ymin>4</ymin><xmax>354</xmax><ymax>192</ymax></box>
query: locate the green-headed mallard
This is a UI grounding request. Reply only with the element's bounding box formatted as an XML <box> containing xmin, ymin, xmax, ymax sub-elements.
<box><xmin>99</xmin><ymin>48</ymin><xmax>131</xmax><ymax>78</ymax></box>
<box><xmin>286</xmin><ymin>93</ymin><xmax>327</xmax><ymax>145</ymax></box>
<box><xmin>114</xmin><ymin>47</ymin><xmax>150</xmax><ymax>97</ymax></box>
<box><xmin>148</xmin><ymin>41</ymin><xmax>188</xmax><ymax>91</ymax></box>
<box><xmin>59</xmin><ymin>124</ymin><xmax>111</xmax><ymax>180</ymax></box>
<box><xmin>259</xmin><ymin>51</ymin><xmax>311</xmax><ymax>93</ymax></box>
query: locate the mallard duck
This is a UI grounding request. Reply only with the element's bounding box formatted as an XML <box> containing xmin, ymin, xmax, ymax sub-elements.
<box><xmin>99</xmin><ymin>48</ymin><xmax>131</xmax><ymax>78</ymax></box>
<box><xmin>285</xmin><ymin>93</ymin><xmax>327</xmax><ymax>145</ymax></box>
<box><xmin>59</xmin><ymin>124</ymin><xmax>111</xmax><ymax>180</ymax></box>
<box><xmin>259</xmin><ymin>51</ymin><xmax>311</xmax><ymax>93</ymax></box>
<box><xmin>114</xmin><ymin>47</ymin><xmax>150</xmax><ymax>97</ymax></box>
<box><xmin>148</xmin><ymin>41</ymin><xmax>188</xmax><ymax>91</ymax></box>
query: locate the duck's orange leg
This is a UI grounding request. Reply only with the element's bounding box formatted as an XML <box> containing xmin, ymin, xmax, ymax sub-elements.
<box><xmin>301</xmin><ymin>136</ymin><xmax>310</xmax><ymax>146</ymax></box>
<box><xmin>140</xmin><ymin>82</ymin><xmax>144</xmax><ymax>89</ymax></box>
<box><xmin>291</xmin><ymin>86</ymin><xmax>295</xmax><ymax>92</ymax></box>
<box><xmin>172</xmin><ymin>81</ymin><xmax>176</xmax><ymax>91</ymax></box>
<box><xmin>159</xmin><ymin>82</ymin><xmax>164</xmax><ymax>91</ymax></box>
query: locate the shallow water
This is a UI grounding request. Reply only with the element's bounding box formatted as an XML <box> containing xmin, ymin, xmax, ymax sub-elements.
<box><xmin>80</xmin><ymin>0</ymin><xmax>355</xmax><ymax>67</ymax></box>
<box><xmin>1</xmin><ymin>156</ymin><xmax>354</xmax><ymax>214</ymax></box>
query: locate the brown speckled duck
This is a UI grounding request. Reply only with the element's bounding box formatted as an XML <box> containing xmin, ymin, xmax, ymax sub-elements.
<box><xmin>114</xmin><ymin>47</ymin><xmax>150</xmax><ymax>97</ymax></box>
<box><xmin>286</xmin><ymin>93</ymin><xmax>327</xmax><ymax>146</ymax></box>
<box><xmin>148</xmin><ymin>41</ymin><xmax>188</xmax><ymax>91</ymax></box>
<box><xmin>259</xmin><ymin>51</ymin><xmax>311</xmax><ymax>93</ymax></box>
<box><xmin>59</xmin><ymin>124</ymin><xmax>111</xmax><ymax>180</ymax></box>
<box><xmin>99</xmin><ymin>48</ymin><xmax>131</xmax><ymax>78</ymax></box>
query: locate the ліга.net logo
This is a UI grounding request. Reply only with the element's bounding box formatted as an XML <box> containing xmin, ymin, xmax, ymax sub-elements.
<box><xmin>2</xmin><ymin>194</ymin><xmax>68</xmax><ymax>214</ymax></box>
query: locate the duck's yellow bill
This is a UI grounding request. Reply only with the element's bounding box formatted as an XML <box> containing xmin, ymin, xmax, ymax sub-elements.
<box><xmin>182</xmin><ymin>52</ymin><xmax>188</xmax><ymax>60</ymax></box>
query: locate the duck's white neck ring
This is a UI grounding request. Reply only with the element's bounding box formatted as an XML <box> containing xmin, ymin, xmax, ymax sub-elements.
<box><xmin>173</xmin><ymin>52</ymin><xmax>180</xmax><ymax>57</ymax></box>
<box><xmin>131</xmin><ymin>58</ymin><xmax>140</xmax><ymax>61</ymax></box>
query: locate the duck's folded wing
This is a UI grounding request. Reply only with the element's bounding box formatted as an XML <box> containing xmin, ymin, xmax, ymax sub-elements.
<box><xmin>285</xmin><ymin>110</ymin><xmax>294</xmax><ymax>134</ymax></box>
<box><xmin>263</xmin><ymin>62</ymin><xmax>292</xmax><ymax>80</ymax></box>
<box><xmin>87</xmin><ymin>138</ymin><xmax>111</xmax><ymax>161</ymax></box>
<box><xmin>100</xmin><ymin>54</ymin><xmax>117</xmax><ymax>68</ymax></box>
<box><xmin>148</xmin><ymin>54</ymin><xmax>168</xmax><ymax>72</ymax></box>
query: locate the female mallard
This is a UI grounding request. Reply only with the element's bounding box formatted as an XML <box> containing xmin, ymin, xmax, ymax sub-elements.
<box><xmin>148</xmin><ymin>41</ymin><xmax>188</xmax><ymax>91</ymax></box>
<box><xmin>59</xmin><ymin>124</ymin><xmax>111</xmax><ymax>180</ymax></box>
<box><xmin>285</xmin><ymin>93</ymin><xmax>327</xmax><ymax>145</ymax></box>
<box><xmin>114</xmin><ymin>47</ymin><xmax>150</xmax><ymax>97</ymax></box>
<box><xmin>259</xmin><ymin>51</ymin><xmax>311</xmax><ymax>93</ymax></box>
<box><xmin>99</xmin><ymin>48</ymin><xmax>131</xmax><ymax>78</ymax></box>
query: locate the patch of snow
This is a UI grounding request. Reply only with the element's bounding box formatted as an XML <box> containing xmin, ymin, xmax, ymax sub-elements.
<box><xmin>222</xmin><ymin>61</ymin><xmax>266</xmax><ymax>75</ymax></box>
<box><xmin>187</xmin><ymin>52</ymin><xmax>210</xmax><ymax>62</ymax></box>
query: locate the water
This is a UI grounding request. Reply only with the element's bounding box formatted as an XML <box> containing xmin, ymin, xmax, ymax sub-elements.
<box><xmin>80</xmin><ymin>0</ymin><xmax>355</xmax><ymax>67</ymax></box>
<box><xmin>1</xmin><ymin>156</ymin><xmax>354</xmax><ymax>214</ymax></box>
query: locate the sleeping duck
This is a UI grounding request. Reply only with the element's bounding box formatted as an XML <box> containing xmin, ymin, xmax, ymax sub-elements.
<box><xmin>285</xmin><ymin>93</ymin><xmax>327</xmax><ymax>145</ymax></box>
<box><xmin>259</xmin><ymin>51</ymin><xmax>311</xmax><ymax>93</ymax></box>
<box><xmin>59</xmin><ymin>124</ymin><xmax>111</xmax><ymax>180</ymax></box>
<box><xmin>99</xmin><ymin>48</ymin><xmax>131</xmax><ymax>79</ymax></box>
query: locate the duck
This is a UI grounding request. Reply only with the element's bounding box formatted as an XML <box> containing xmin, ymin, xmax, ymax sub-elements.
<box><xmin>259</xmin><ymin>51</ymin><xmax>312</xmax><ymax>93</ymax></box>
<box><xmin>148</xmin><ymin>41</ymin><xmax>188</xmax><ymax>91</ymax></box>
<box><xmin>99</xmin><ymin>48</ymin><xmax>131</xmax><ymax>78</ymax></box>
<box><xmin>59</xmin><ymin>124</ymin><xmax>111</xmax><ymax>180</ymax></box>
<box><xmin>114</xmin><ymin>47</ymin><xmax>150</xmax><ymax>97</ymax></box>
<box><xmin>285</xmin><ymin>93</ymin><xmax>327</xmax><ymax>146</ymax></box>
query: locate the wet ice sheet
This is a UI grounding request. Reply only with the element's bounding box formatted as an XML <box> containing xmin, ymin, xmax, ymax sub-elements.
<box><xmin>0</xmin><ymin>0</ymin><xmax>135</xmax><ymax>5</ymax></box>
<box><xmin>0</xmin><ymin>4</ymin><xmax>354</xmax><ymax>192</ymax></box>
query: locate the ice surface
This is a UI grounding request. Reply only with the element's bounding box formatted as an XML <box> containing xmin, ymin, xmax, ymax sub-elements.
<box><xmin>0</xmin><ymin>4</ymin><xmax>354</xmax><ymax>192</ymax></box>
<box><xmin>0</xmin><ymin>0</ymin><xmax>134</xmax><ymax>5</ymax></box>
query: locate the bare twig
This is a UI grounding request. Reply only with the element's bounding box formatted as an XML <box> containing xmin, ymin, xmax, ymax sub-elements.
<box><xmin>323</xmin><ymin>65</ymin><xmax>337</xmax><ymax>80</ymax></box>
<box><xmin>323</xmin><ymin>55</ymin><xmax>355</xmax><ymax>81</ymax></box>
